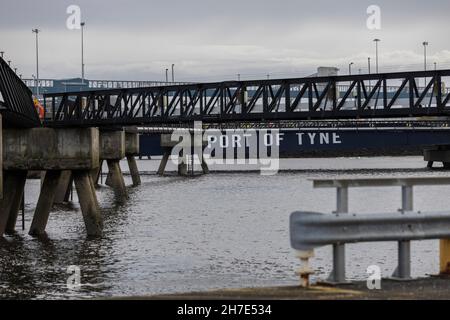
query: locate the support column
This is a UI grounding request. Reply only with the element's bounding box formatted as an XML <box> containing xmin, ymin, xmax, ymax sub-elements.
<box><xmin>127</xmin><ymin>155</ymin><xmax>141</xmax><ymax>186</ymax></box>
<box><xmin>157</xmin><ymin>148</ymin><xmax>171</xmax><ymax>176</ymax></box>
<box><xmin>424</xmin><ymin>146</ymin><xmax>450</xmax><ymax>169</ymax></box>
<box><xmin>73</xmin><ymin>170</ymin><xmax>103</xmax><ymax>237</ymax></box>
<box><xmin>125</xmin><ymin>129</ymin><xmax>141</xmax><ymax>186</ymax></box>
<box><xmin>4</xmin><ymin>170</ymin><xmax>28</xmax><ymax>234</ymax></box>
<box><xmin>99</xmin><ymin>130</ymin><xmax>127</xmax><ymax>198</ymax></box>
<box><xmin>53</xmin><ymin>170</ymin><xmax>73</xmax><ymax>204</ymax></box>
<box><xmin>106</xmin><ymin>159</ymin><xmax>128</xmax><ymax>200</ymax></box>
<box><xmin>91</xmin><ymin>160</ymin><xmax>103</xmax><ymax>187</ymax></box>
<box><xmin>0</xmin><ymin>170</ymin><xmax>27</xmax><ymax>236</ymax></box>
<box><xmin>3</xmin><ymin>128</ymin><xmax>100</xmax><ymax>238</ymax></box>
<box><xmin>391</xmin><ymin>185</ymin><xmax>413</xmax><ymax>280</ymax></box>
<box><xmin>29</xmin><ymin>170</ymin><xmax>62</xmax><ymax>236</ymax></box>
<box><xmin>327</xmin><ymin>186</ymin><xmax>348</xmax><ymax>284</ymax></box>
<box><xmin>201</xmin><ymin>153</ymin><xmax>210</xmax><ymax>174</ymax></box>
<box><xmin>178</xmin><ymin>148</ymin><xmax>188</xmax><ymax>176</ymax></box>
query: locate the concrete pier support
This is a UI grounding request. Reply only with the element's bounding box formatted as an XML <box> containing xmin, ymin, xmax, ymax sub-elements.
<box><xmin>157</xmin><ymin>147</ymin><xmax>172</xmax><ymax>176</ymax></box>
<box><xmin>106</xmin><ymin>159</ymin><xmax>127</xmax><ymax>199</ymax></box>
<box><xmin>2</xmin><ymin>128</ymin><xmax>101</xmax><ymax>237</ymax></box>
<box><xmin>29</xmin><ymin>170</ymin><xmax>63</xmax><ymax>236</ymax></box>
<box><xmin>73</xmin><ymin>170</ymin><xmax>103</xmax><ymax>237</ymax></box>
<box><xmin>0</xmin><ymin>170</ymin><xmax>27</xmax><ymax>236</ymax></box>
<box><xmin>127</xmin><ymin>155</ymin><xmax>141</xmax><ymax>186</ymax></box>
<box><xmin>158</xmin><ymin>133</ymin><xmax>208</xmax><ymax>176</ymax></box>
<box><xmin>53</xmin><ymin>170</ymin><xmax>73</xmax><ymax>204</ymax></box>
<box><xmin>100</xmin><ymin>130</ymin><xmax>128</xmax><ymax>199</ymax></box>
<box><xmin>424</xmin><ymin>146</ymin><xmax>450</xmax><ymax>168</ymax></box>
<box><xmin>91</xmin><ymin>160</ymin><xmax>103</xmax><ymax>187</ymax></box>
<box><xmin>125</xmin><ymin>129</ymin><xmax>141</xmax><ymax>186</ymax></box>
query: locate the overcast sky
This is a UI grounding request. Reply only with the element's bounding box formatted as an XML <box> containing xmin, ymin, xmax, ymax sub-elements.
<box><xmin>1</xmin><ymin>0</ymin><xmax>450</xmax><ymax>82</ymax></box>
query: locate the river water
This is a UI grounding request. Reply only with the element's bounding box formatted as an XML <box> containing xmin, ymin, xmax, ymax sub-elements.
<box><xmin>0</xmin><ymin>156</ymin><xmax>449</xmax><ymax>299</ymax></box>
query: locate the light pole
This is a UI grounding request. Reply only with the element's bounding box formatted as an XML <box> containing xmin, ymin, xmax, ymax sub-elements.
<box><xmin>368</xmin><ymin>57</ymin><xmax>372</xmax><ymax>89</ymax></box>
<box><xmin>165</xmin><ymin>68</ymin><xmax>169</xmax><ymax>83</ymax></box>
<box><xmin>237</xmin><ymin>73</ymin><xmax>241</xmax><ymax>81</ymax></box>
<box><xmin>267</xmin><ymin>74</ymin><xmax>270</xmax><ymax>80</ymax></box>
<box><xmin>373</xmin><ymin>38</ymin><xmax>380</xmax><ymax>73</ymax></box>
<box><xmin>0</xmin><ymin>51</ymin><xmax>4</xmax><ymax>58</ymax></box>
<box><xmin>434</xmin><ymin>62</ymin><xmax>437</xmax><ymax>71</ymax></box>
<box><xmin>171</xmin><ymin>64</ymin><xmax>175</xmax><ymax>82</ymax></box>
<box><xmin>32</xmin><ymin>28</ymin><xmax>40</xmax><ymax>96</ymax></box>
<box><xmin>348</xmin><ymin>62</ymin><xmax>354</xmax><ymax>75</ymax></box>
<box><xmin>81</xmin><ymin>22</ymin><xmax>85</xmax><ymax>84</ymax></box>
<box><xmin>423</xmin><ymin>41</ymin><xmax>429</xmax><ymax>87</ymax></box>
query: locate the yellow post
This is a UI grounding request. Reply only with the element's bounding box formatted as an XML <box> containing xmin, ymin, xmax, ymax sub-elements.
<box><xmin>440</xmin><ymin>239</ymin><xmax>450</xmax><ymax>275</ymax></box>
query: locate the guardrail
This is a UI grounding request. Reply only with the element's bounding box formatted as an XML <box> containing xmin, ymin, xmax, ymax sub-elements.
<box><xmin>290</xmin><ymin>177</ymin><xmax>450</xmax><ymax>286</ymax></box>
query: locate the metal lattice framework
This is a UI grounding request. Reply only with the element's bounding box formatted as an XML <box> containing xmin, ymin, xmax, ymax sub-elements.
<box><xmin>43</xmin><ymin>69</ymin><xmax>450</xmax><ymax>127</ymax></box>
<box><xmin>0</xmin><ymin>57</ymin><xmax>41</xmax><ymax>128</ymax></box>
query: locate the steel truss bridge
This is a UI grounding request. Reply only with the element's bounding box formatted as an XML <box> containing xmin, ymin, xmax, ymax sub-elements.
<box><xmin>42</xmin><ymin>69</ymin><xmax>450</xmax><ymax>128</ymax></box>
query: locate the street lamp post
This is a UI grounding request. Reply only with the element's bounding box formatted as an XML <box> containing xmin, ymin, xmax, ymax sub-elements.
<box><xmin>171</xmin><ymin>64</ymin><xmax>175</xmax><ymax>83</ymax></box>
<box><xmin>32</xmin><ymin>28</ymin><xmax>40</xmax><ymax>96</ymax></box>
<box><xmin>423</xmin><ymin>41</ymin><xmax>429</xmax><ymax>87</ymax></box>
<box><xmin>348</xmin><ymin>62</ymin><xmax>354</xmax><ymax>75</ymax></box>
<box><xmin>368</xmin><ymin>57</ymin><xmax>372</xmax><ymax>89</ymax></box>
<box><xmin>81</xmin><ymin>22</ymin><xmax>85</xmax><ymax>84</ymax></box>
<box><xmin>165</xmin><ymin>68</ymin><xmax>169</xmax><ymax>83</ymax></box>
<box><xmin>434</xmin><ymin>62</ymin><xmax>437</xmax><ymax>71</ymax></box>
<box><xmin>0</xmin><ymin>51</ymin><xmax>4</xmax><ymax>58</ymax></box>
<box><xmin>373</xmin><ymin>39</ymin><xmax>380</xmax><ymax>73</ymax></box>
<box><xmin>237</xmin><ymin>73</ymin><xmax>241</xmax><ymax>81</ymax></box>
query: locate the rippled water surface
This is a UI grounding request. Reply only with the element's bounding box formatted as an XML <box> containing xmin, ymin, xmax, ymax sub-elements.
<box><xmin>1</xmin><ymin>156</ymin><xmax>449</xmax><ymax>299</ymax></box>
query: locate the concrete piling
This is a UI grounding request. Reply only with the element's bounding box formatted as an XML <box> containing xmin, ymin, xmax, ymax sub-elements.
<box><xmin>2</xmin><ymin>128</ymin><xmax>101</xmax><ymax>237</ymax></box>
<box><xmin>424</xmin><ymin>146</ymin><xmax>450</xmax><ymax>169</ymax></box>
<box><xmin>91</xmin><ymin>160</ymin><xmax>103</xmax><ymax>187</ymax></box>
<box><xmin>0</xmin><ymin>170</ymin><xmax>27</xmax><ymax>236</ymax></box>
<box><xmin>157</xmin><ymin>148</ymin><xmax>171</xmax><ymax>176</ymax></box>
<box><xmin>73</xmin><ymin>170</ymin><xmax>103</xmax><ymax>237</ymax></box>
<box><xmin>4</xmin><ymin>170</ymin><xmax>28</xmax><ymax>234</ymax></box>
<box><xmin>125</xmin><ymin>129</ymin><xmax>141</xmax><ymax>186</ymax></box>
<box><xmin>99</xmin><ymin>130</ymin><xmax>128</xmax><ymax>198</ymax></box>
<box><xmin>53</xmin><ymin>170</ymin><xmax>73</xmax><ymax>204</ymax></box>
<box><xmin>29</xmin><ymin>170</ymin><xmax>63</xmax><ymax>236</ymax></box>
<box><xmin>127</xmin><ymin>155</ymin><xmax>141</xmax><ymax>186</ymax></box>
<box><xmin>159</xmin><ymin>133</ymin><xmax>208</xmax><ymax>176</ymax></box>
<box><xmin>106</xmin><ymin>159</ymin><xmax>128</xmax><ymax>200</ymax></box>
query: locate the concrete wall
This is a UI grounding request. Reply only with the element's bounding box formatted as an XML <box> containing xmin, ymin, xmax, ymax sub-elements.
<box><xmin>3</xmin><ymin>128</ymin><xmax>100</xmax><ymax>170</ymax></box>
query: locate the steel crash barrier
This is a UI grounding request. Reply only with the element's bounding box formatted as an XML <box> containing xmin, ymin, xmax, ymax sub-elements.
<box><xmin>290</xmin><ymin>177</ymin><xmax>450</xmax><ymax>286</ymax></box>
